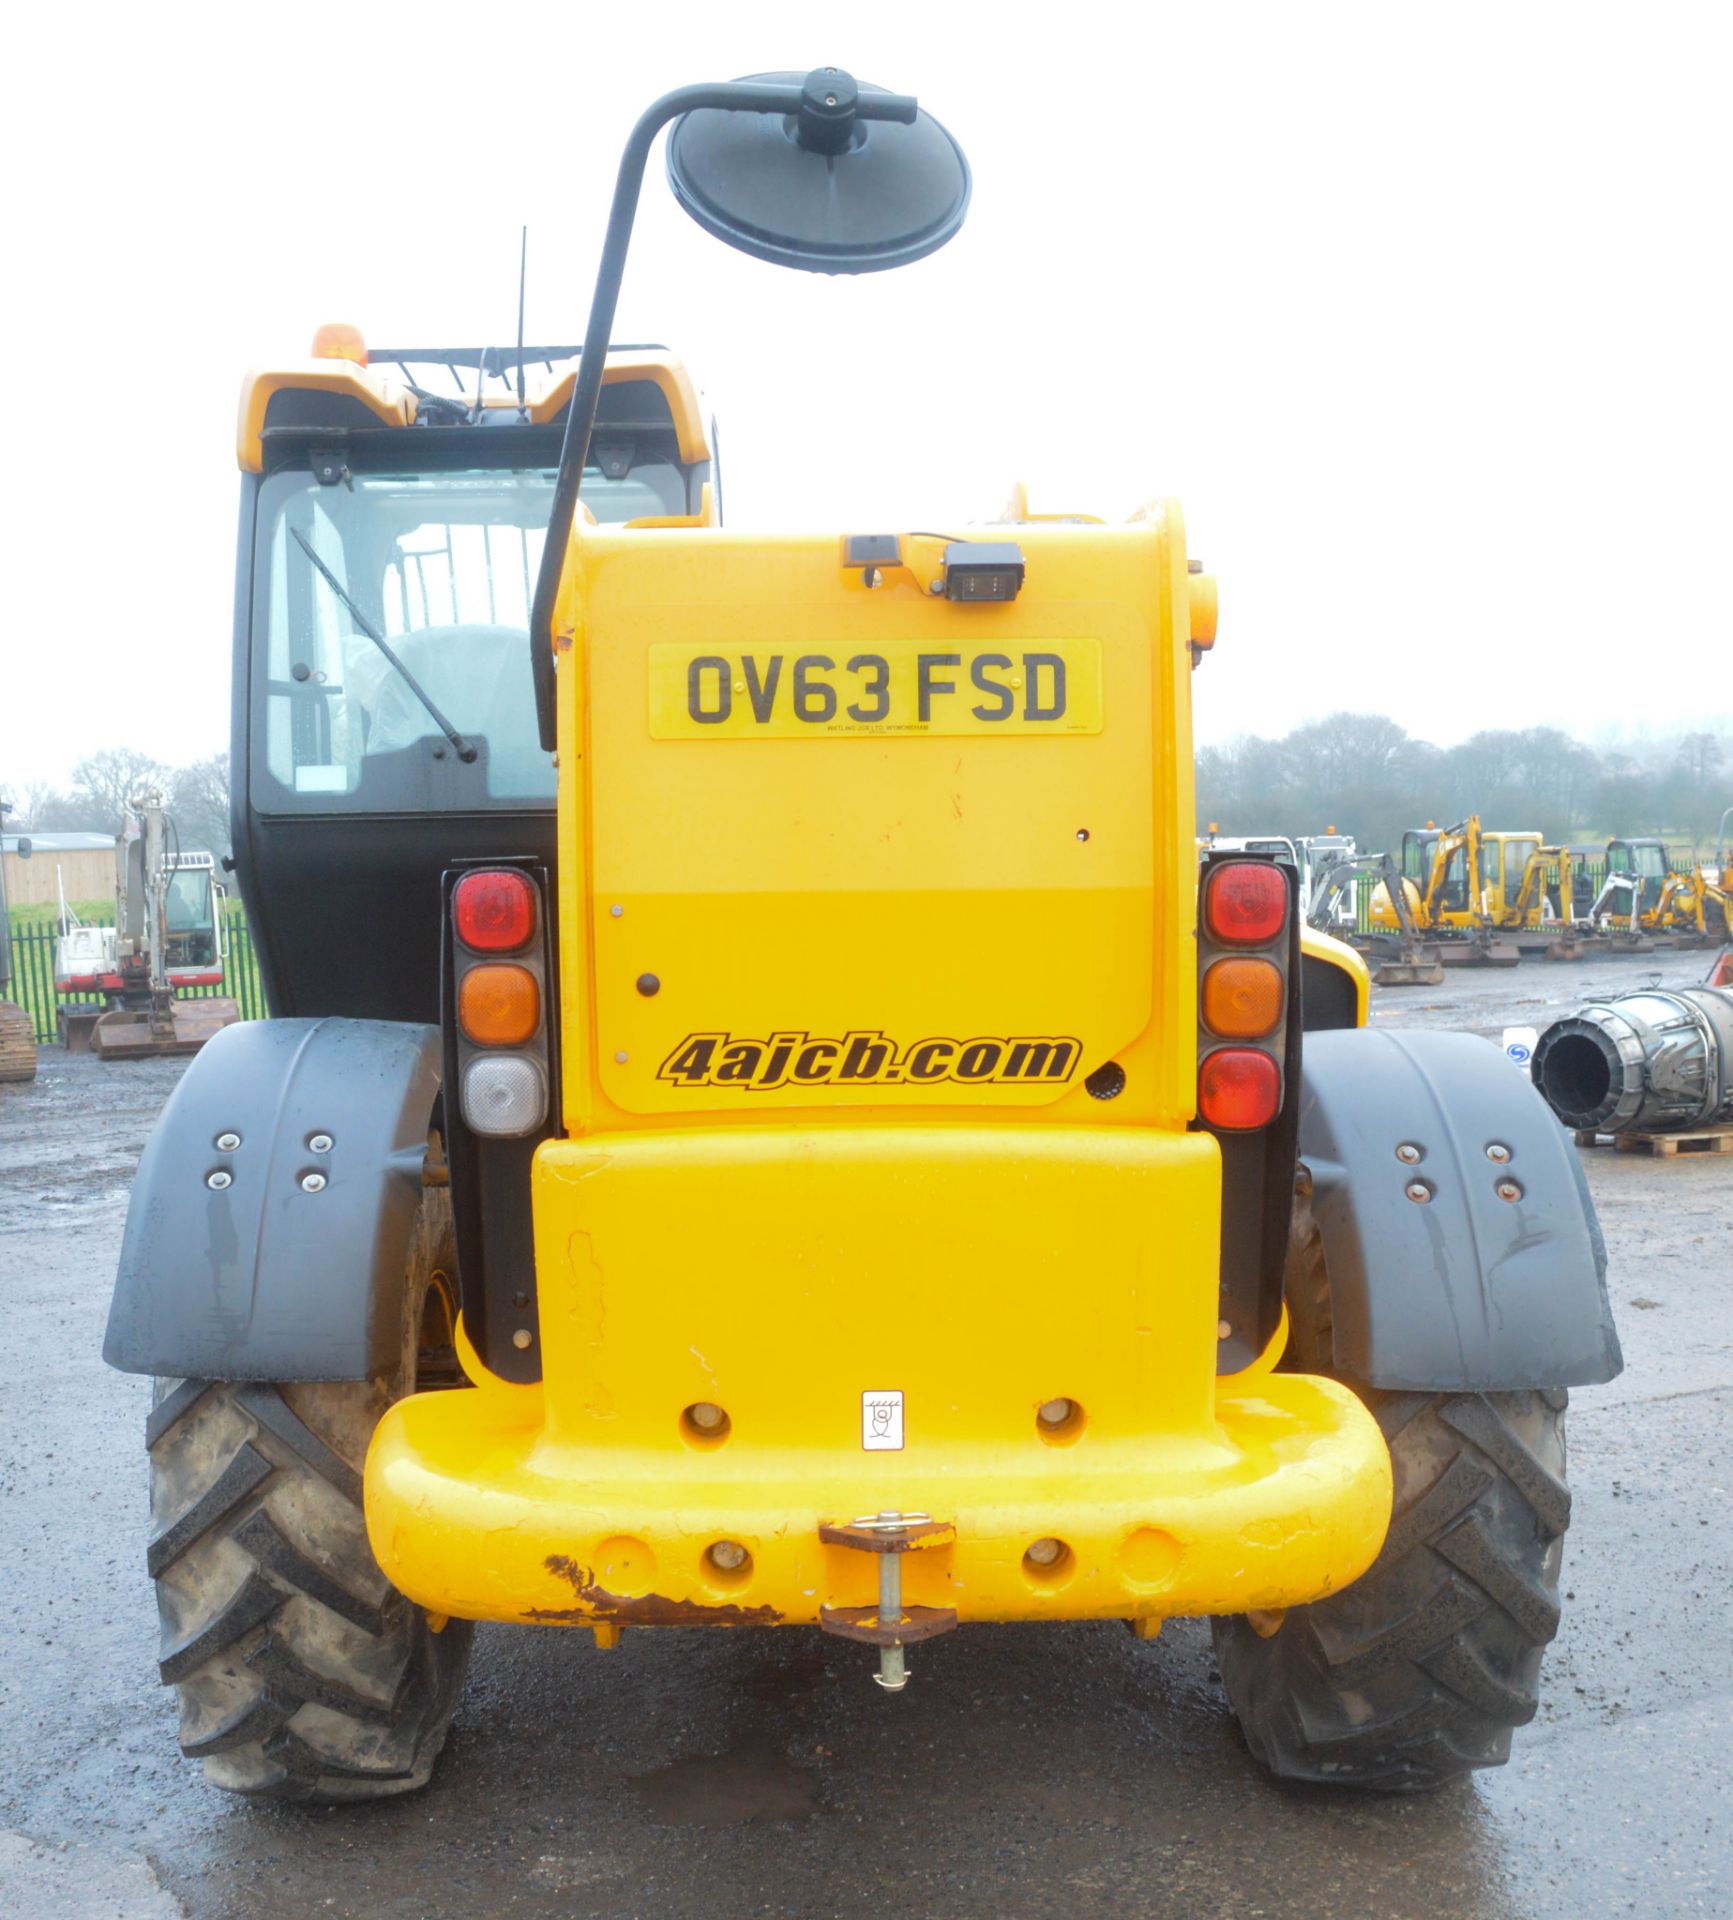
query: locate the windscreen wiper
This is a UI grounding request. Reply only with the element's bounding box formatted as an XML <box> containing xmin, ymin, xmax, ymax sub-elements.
<box><xmin>290</xmin><ymin>528</ymin><xmax>477</xmax><ymax>764</ymax></box>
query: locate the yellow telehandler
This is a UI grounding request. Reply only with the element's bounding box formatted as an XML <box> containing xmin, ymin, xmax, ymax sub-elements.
<box><xmin>105</xmin><ymin>67</ymin><xmax>1619</xmax><ymax>1802</ymax></box>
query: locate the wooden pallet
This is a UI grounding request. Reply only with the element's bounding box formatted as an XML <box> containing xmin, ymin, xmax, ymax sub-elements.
<box><xmin>1574</xmin><ymin>1125</ymin><xmax>1733</xmax><ymax>1158</ymax></box>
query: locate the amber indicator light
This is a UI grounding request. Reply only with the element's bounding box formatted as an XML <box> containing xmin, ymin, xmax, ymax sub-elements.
<box><xmin>458</xmin><ymin>964</ymin><xmax>541</xmax><ymax>1046</ymax></box>
<box><xmin>1202</xmin><ymin>957</ymin><xmax>1283</xmax><ymax>1039</ymax></box>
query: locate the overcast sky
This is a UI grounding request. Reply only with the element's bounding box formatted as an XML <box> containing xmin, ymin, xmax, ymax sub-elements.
<box><xmin>3</xmin><ymin>1</ymin><xmax>1728</xmax><ymax>793</ymax></box>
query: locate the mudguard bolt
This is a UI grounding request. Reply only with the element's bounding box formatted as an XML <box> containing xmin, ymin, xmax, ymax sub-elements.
<box><xmin>214</xmin><ymin>1132</ymin><xmax>241</xmax><ymax>1152</ymax></box>
<box><xmin>689</xmin><ymin>1401</ymin><xmax>727</xmax><ymax>1432</ymax></box>
<box><xmin>512</xmin><ymin>1328</ymin><xmax>533</xmax><ymax>1350</ymax></box>
<box><xmin>1486</xmin><ymin>1142</ymin><xmax>1512</xmax><ymax>1163</ymax></box>
<box><xmin>1405</xmin><ymin>1180</ymin><xmax>1432</xmax><ymax>1203</ymax></box>
<box><xmin>1496</xmin><ymin>1179</ymin><xmax>1524</xmax><ymax>1203</ymax></box>
<box><xmin>1037</xmin><ymin>1397</ymin><xmax>1073</xmax><ymax>1428</ymax></box>
<box><xmin>300</xmin><ymin>1172</ymin><xmax>327</xmax><ymax>1194</ymax></box>
<box><xmin>308</xmin><ymin>1133</ymin><xmax>334</xmax><ymax>1154</ymax></box>
<box><xmin>206</xmin><ymin>1169</ymin><xmax>232</xmax><ymax>1191</ymax></box>
<box><xmin>1395</xmin><ymin>1142</ymin><xmax>1423</xmax><ymax>1165</ymax></box>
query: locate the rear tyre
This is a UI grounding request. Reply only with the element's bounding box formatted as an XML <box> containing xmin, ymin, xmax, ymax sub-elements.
<box><xmin>145</xmin><ymin>1193</ymin><xmax>473</xmax><ymax>1802</ymax></box>
<box><xmin>1213</xmin><ymin>1207</ymin><xmax>1571</xmax><ymax>1792</ymax></box>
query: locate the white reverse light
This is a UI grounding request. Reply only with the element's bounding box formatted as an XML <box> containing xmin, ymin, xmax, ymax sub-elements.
<box><xmin>461</xmin><ymin>1055</ymin><xmax>547</xmax><ymax>1138</ymax></box>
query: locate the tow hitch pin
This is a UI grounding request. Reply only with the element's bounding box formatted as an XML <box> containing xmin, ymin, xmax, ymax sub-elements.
<box><xmin>874</xmin><ymin>1545</ymin><xmax>907</xmax><ymax>1693</ymax></box>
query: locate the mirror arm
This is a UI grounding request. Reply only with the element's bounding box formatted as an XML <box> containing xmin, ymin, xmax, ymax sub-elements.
<box><xmin>531</xmin><ymin>77</ymin><xmax>919</xmax><ymax>750</ymax></box>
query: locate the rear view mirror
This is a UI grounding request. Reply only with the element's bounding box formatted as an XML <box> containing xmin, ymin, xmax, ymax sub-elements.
<box><xmin>665</xmin><ymin>69</ymin><xmax>970</xmax><ymax>274</ymax></box>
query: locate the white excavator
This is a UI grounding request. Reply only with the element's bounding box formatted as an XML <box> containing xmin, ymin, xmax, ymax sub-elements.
<box><xmin>54</xmin><ymin>790</ymin><xmax>239</xmax><ymax>1058</ymax></box>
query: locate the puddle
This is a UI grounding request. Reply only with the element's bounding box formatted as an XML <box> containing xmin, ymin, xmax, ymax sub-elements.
<box><xmin>630</xmin><ymin>1737</ymin><xmax>820</xmax><ymax>1826</ymax></box>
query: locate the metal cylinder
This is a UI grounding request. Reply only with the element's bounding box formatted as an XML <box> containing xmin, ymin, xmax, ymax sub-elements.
<box><xmin>1532</xmin><ymin>986</ymin><xmax>1733</xmax><ymax>1133</ymax></box>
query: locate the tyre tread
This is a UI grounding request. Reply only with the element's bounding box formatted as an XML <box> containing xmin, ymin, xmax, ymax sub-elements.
<box><xmin>147</xmin><ymin>1365</ymin><xmax>471</xmax><ymax>1801</ymax></box>
<box><xmin>232</xmin><ymin>1383</ymin><xmax>364</xmax><ymax>1505</ymax></box>
<box><xmin>1216</xmin><ymin>1371</ymin><xmax>1570</xmax><ymax>1790</ymax></box>
<box><xmin>147</xmin><ymin>1440</ymin><xmax>274</xmax><ymax>1578</ymax></box>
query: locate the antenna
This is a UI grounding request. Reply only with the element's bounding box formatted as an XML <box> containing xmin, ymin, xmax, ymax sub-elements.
<box><xmin>516</xmin><ymin>226</ymin><xmax>528</xmax><ymax>414</ymax></box>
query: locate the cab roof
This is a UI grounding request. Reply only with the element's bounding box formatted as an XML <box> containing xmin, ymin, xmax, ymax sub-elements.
<box><xmin>237</xmin><ymin>343</ymin><xmax>709</xmax><ymax>473</ymax></box>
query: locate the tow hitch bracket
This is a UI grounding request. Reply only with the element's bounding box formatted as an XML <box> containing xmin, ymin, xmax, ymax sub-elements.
<box><xmin>817</xmin><ymin>1510</ymin><xmax>958</xmax><ymax>1692</ymax></box>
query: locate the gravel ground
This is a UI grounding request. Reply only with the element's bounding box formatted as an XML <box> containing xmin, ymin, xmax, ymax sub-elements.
<box><xmin>0</xmin><ymin>949</ymin><xmax>1726</xmax><ymax>1919</ymax></box>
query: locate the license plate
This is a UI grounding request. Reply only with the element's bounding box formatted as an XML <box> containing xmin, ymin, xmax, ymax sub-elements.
<box><xmin>647</xmin><ymin>639</ymin><xmax>1103</xmax><ymax>740</ymax></box>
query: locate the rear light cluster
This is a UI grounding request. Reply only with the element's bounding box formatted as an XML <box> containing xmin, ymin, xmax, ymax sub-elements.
<box><xmin>1197</xmin><ymin>859</ymin><xmax>1291</xmax><ymax>1131</ymax></box>
<box><xmin>452</xmin><ymin>869</ymin><xmax>551</xmax><ymax>1137</ymax></box>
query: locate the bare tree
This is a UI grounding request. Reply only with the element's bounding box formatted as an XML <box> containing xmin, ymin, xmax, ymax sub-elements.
<box><xmin>70</xmin><ymin>747</ymin><xmax>171</xmax><ymax>828</ymax></box>
<box><xmin>167</xmin><ymin>753</ymin><xmax>232</xmax><ymax>855</ymax></box>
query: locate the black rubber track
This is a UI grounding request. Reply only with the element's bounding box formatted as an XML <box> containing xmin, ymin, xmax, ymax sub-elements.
<box><xmin>1213</xmin><ymin>1208</ymin><xmax>1571</xmax><ymax>1792</ymax></box>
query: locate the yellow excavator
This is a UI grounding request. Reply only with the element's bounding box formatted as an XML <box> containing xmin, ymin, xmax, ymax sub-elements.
<box><xmin>1504</xmin><ymin>845</ymin><xmax>1593</xmax><ymax>959</ymax></box>
<box><xmin>1368</xmin><ymin>817</ymin><xmax>1543</xmax><ymax>965</ymax></box>
<box><xmin>1648</xmin><ymin>871</ymin><xmax>1731</xmax><ymax>941</ymax></box>
<box><xmin>1649</xmin><ymin>809</ymin><xmax>1732</xmax><ymax>940</ymax></box>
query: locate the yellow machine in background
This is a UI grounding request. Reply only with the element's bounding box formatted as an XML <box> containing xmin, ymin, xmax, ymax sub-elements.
<box><xmin>1646</xmin><ymin>814</ymin><xmax>1732</xmax><ymax>939</ymax></box>
<box><xmin>1649</xmin><ymin>866</ymin><xmax>1733</xmax><ymax>939</ymax></box>
<box><xmin>1589</xmin><ymin>823</ymin><xmax>1731</xmax><ymax>945</ymax></box>
<box><xmin>1369</xmin><ymin>817</ymin><xmax>1546</xmax><ymax>961</ymax></box>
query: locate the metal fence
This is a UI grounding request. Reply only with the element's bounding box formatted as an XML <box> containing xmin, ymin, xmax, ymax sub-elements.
<box><xmin>4</xmin><ymin>903</ymin><xmax>267</xmax><ymax>1045</ymax></box>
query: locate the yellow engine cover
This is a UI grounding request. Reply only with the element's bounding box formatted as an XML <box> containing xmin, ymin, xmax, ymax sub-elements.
<box><xmin>365</xmin><ymin>504</ymin><xmax>1393</xmax><ymax>1633</ymax></box>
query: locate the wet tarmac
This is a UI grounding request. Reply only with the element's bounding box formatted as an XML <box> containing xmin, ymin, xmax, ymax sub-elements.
<box><xmin>0</xmin><ymin>949</ymin><xmax>1727</xmax><ymax>1918</ymax></box>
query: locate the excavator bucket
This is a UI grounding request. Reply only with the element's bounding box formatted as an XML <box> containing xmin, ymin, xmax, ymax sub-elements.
<box><xmin>90</xmin><ymin>997</ymin><xmax>240</xmax><ymax>1061</ymax></box>
<box><xmin>1373</xmin><ymin>957</ymin><xmax>1445</xmax><ymax>986</ymax></box>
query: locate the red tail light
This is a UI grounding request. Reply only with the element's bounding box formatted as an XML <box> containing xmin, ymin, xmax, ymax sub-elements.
<box><xmin>1203</xmin><ymin>862</ymin><xmax>1288</xmax><ymax>946</ymax></box>
<box><xmin>454</xmin><ymin>869</ymin><xmax>536</xmax><ymax>953</ymax></box>
<box><xmin>1198</xmin><ymin>1048</ymin><xmax>1281</xmax><ymax>1130</ymax></box>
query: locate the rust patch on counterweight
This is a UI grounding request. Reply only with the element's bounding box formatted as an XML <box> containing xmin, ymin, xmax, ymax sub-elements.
<box><xmin>527</xmin><ymin>1553</ymin><xmax>783</xmax><ymax>1628</ymax></box>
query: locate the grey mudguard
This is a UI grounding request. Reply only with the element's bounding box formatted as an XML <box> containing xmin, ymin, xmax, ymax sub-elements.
<box><xmin>105</xmin><ymin>1018</ymin><xmax>440</xmax><ymax>1381</ymax></box>
<box><xmin>1298</xmin><ymin>1028</ymin><xmax>1622</xmax><ymax>1391</ymax></box>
